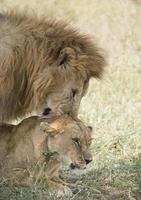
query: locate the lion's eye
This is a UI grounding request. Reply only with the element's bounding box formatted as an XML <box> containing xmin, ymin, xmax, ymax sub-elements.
<box><xmin>72</xmin><ymin>138</ymin><xmax>80</xmax><ymax>146</ymax></box>
<box><xmin>72</xmin><ymin>89</ymin><xmax>79</xmax><ymax>98</ymax></box>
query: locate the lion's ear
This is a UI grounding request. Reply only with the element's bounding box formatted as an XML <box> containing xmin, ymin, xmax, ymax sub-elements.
<box><xmin>58</xmin><ymin>47</ymin><xmax>76</xmax><ymax>68</ymax></box>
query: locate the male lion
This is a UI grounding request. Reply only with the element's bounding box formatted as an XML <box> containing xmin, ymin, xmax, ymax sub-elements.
<box><xmin>0</xmin><ymin>11</ymin><xmax>105</xmax><ymax>122</ymax></box>
<box><xmin>0</xmin><ymin>115</ymin><xmax>93</xmax><ymax>196</ymax></box>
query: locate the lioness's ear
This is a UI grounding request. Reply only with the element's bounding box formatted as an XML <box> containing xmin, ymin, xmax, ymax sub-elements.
<box><xmin>88</xmin><ymin>126</ymin><xmax>93</xmax><ymax>132</ymax></box>
<box><xmin>58</xmin><ymin>47</ymin><xmax>76</xmax><ymax>68</ymax></box>
<box><xmin>40</xmin><ymin>122</ymin><xmax>57</xmax><ymax>137</ymax></box>
<box><xmin>87</xmin><ymin>125</ymin><xmax>95</xmax><ymax>139</ymax></box>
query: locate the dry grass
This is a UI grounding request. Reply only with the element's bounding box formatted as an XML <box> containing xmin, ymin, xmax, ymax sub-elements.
<box><xmin>0</xmin><ymin>0</ymin><xmax>141</xmax><ymax>199</ymax></box>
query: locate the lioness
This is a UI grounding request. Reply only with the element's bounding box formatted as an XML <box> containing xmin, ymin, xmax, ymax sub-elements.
<box><xmin>0</xmin><ymin>11</ymin><xmax>105</xmax><ymax>122</ymax></box>
<box><xmin>0</xmin><ymin>115</ymin><xmax>92</xmax><ymax>196</ymax></box>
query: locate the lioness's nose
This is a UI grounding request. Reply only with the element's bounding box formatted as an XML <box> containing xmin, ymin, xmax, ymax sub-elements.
<box><xmin>85</xmin><ymin>159</ymin><xmax>92</xmax><ymax>165</ymax></box>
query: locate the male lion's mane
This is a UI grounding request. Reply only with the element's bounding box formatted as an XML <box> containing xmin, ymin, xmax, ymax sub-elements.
<box><xmin>0</xmin><ymin>11</ymin><xmax>106</xmax><ymax>122</ymax></box>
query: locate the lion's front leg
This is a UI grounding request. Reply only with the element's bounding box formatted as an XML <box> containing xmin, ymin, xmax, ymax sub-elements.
<box><xmin>10</xmin><ymin>168</ymin><xmax>31</xmax><ymax>186</ymax></box>
<box><xmin>45</xmin><ymin>152</ymin><xmax>73</xmax><ymax>197</ymax></box>
<box><xmin>51</xmin><ymin>176</ymin><xmax>77</xmax><ymax>188</ymax></box>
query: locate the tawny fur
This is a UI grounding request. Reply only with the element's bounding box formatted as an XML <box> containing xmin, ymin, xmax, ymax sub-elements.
<box><xmin>0</xmin><ymin>115</ymin><xmax>92</xmax><ymax>196</ymax></box>
<box><xmin>0</xmin><ymin>11</ymin><xmax>106</xmax><ymax>122</ymax></box>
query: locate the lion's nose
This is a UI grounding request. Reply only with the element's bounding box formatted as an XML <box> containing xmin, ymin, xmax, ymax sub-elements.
<box><xmin>43</xmin><ymin>108</ymin><xmax>51</xmax><ymax>115</ymax></box>
<box><xmin>85</xmin><ymin>159</ymin><xmax>92</xmax><ymax>165</ymax></box>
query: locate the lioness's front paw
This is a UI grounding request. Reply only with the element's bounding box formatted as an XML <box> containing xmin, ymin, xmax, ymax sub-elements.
<box><xmin>57</xmin><ymin>186</ymin><xmax>72</xmax><ymax>197</ymax></box>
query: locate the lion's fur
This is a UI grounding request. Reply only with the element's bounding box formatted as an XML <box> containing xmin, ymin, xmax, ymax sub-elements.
<box><xmin>0</xmin><ymin>115</ymin><xmax>92</xmax><ymax>195</ymax></box>
<box><xmin>0</xmin><ymin>11</ymin><xmax>106</xmax><ymax>122</ymax></box>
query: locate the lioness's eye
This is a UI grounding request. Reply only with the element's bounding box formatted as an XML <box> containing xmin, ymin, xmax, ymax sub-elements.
<box><xmin>72</xmin><ymin>138</ymin><xmax>80</xmax><ymax>145</ymax></box>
